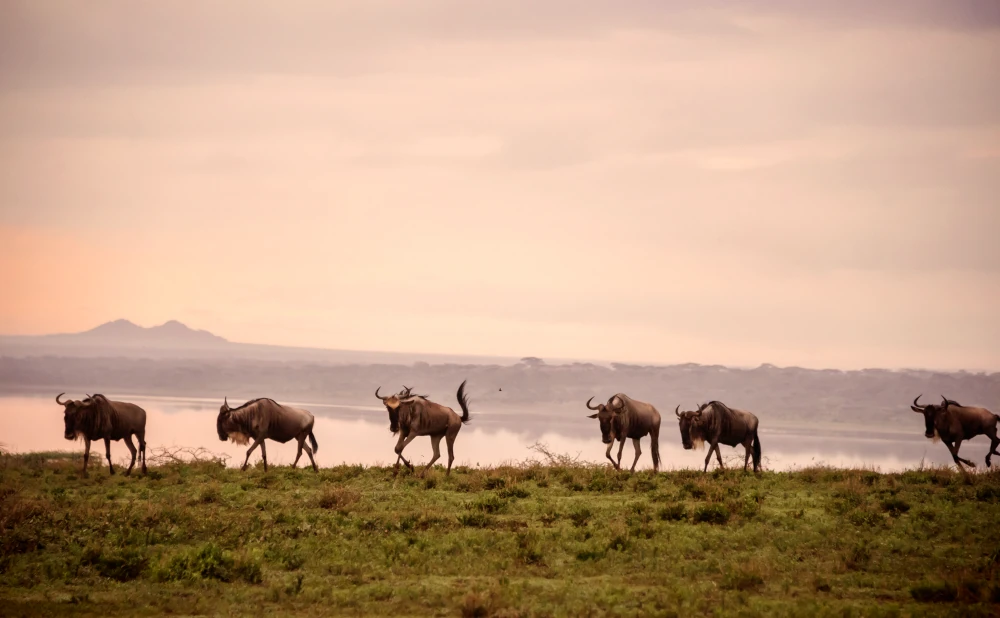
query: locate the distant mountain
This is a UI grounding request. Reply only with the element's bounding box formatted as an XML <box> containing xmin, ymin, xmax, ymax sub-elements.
<box><xmin>0</xmin><ymin>319</ymin><xmax>519</xmax><ymax>366</ymax></box>
<box><xmin>71</xmin><ymin>319</ymin><xmax>230</xmax><ymax>347</ymax></box>
<box><xmin>4</xmin><ymin>319</ymin><xmax>230</xmax><ymax>350</ymax></box>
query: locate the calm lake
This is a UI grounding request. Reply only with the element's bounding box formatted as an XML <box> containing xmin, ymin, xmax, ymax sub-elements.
<box><xmin>1</xmin><ymin>394</ymin><xmax>990</xmax><ymax>472</ymax></box>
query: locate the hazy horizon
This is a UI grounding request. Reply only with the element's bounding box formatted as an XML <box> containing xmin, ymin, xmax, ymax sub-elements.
<box><xmin>2</xmin><ymin>1</ymin><xmax>999</xmax><ymax>372</ymax></box>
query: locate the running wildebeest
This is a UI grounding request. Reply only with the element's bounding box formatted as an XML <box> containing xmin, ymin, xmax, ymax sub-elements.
<box><xmin>675</xmin><ymin>400</ymin><xmax>761</xmax><ymax>473</ymax></box>
<box><xmin>586</xmin><ymin>393</ymin><xmax>661</xmax><ymax>472</ymax></box>
<box><xmin>56</xmin><ymin>392</ymin><xmax>147</xmax><ymax>476</ymax></box>
<box><xmin>216</xmin><ymin>397</ymin><xmax>319</xmax><ymax>472</ymax></box>
<box><xmin>375</xmin><ymin>380</ymin><xmax>471</xmax><ymax>475</ymax></box>
<box><xmin>911</xmin><ymin>394</ymin><xmax>1000</xmax><ymax>471</ymax></box>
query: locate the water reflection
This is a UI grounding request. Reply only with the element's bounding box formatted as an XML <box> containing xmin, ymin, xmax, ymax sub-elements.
<box><xmin>1</xmin><ymin>395</ymin><xmax>991</xmax><ymax>472</ymax></box>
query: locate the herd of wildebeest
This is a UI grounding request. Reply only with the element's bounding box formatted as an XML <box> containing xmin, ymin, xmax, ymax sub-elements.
<box><xmin>53</xmin><ymin>383</ymin><xmax>1000</xmax><ymax>477</ymax></box>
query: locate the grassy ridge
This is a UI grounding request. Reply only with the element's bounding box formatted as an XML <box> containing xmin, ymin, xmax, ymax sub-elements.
<box><xmin>1</xmin><ymin>452</ymin><xmax>999</xmax><ymax>617</ymax></box>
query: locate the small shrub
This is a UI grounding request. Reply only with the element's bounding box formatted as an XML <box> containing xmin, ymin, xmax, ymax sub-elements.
<box><xmin>159</xmin><ymin>543</ymin><xmax>235</xmax><ymax>582</ymax></box>
<box><xmin>881</xmin><ymin>496</ymin><xmax>910</xmax><ymax>516</ymax></box>
<box><xmin>234</xmin><ymin>552</ymin><xmax>264</xmax><ymax>584</ymax></box>
<box><xmin>458</xmin><ymin>513</ymin><xmax>493</xmax><ymax>528</ymax></box>
<box><xmin>516</xmin><ymin>531</ymin><xmax>544</xmax><ymax>565</ymax></box>
<box><xmin>497</xmin><ymin>485</ymin><xmax>530</xmax><ymax>500</ymax></box>
<box><xmin>576</xmin><ymin>548</ymin><xmax>604</xmax><ymax>561</ymax></box>
<box><xmin>910</xmin><ymin>582</ymin><xmax>958</xmax><ymax>603</ymax></box>
<box><xmin>318</xmin><ymin>488</ymin><xmax>360</xmax><ymax>512</ymax></box>
<box><xmin>845</xmin><ymin>541</ymin><xmax>872</xmax><ymax>571</ymax></box>
<box><xmin>607</xmin><ymin>534</ymin><xmax>630</xmax><ymax>552</ymax></box>
<box><xmin>539</xmin><ymin>508</ymin><xmax>560</xmax><ymax>525</ymax></box>
<box><xmin>633</xmin><ymin>477</ymin><xmax>657</xmax><ymax>493</ymax></box>
<box><xmin>197</xmin><ymin>484</ymin><xmax>222</xmax><ymax>504</ymax></box>
<box><xmin>975</xmin><ymin>485</ymin><xmax>1000</xmax><ymax>503</ymax></box>
<box><xmin>569</xmin><ymin>507</ymin><xmax>592</xmax><ymax>527</ymax></box>
<box><xmin>466</xmin><ymin>495</ymin><xmax>508</xmax><ymax>514</ymax></box>
<box><xmin>424</xmin><ymin>477</ymin><xmax>437</xmax><ymax>490</ymax></box>
<box><xmin>693</xmin><ymin>504</ymin><xmax>730</xmax><ymax>525</ymax></box>
<box><xmin>847</xmin><ymin>508</ymin><xmax>882</xmax><ymax>527</ymax></box>
<box><xmin>483</xmin><ymin>477</ymin><xmax>506</xmax><ymax>490</ymax></box>
<box><xmin>658</xmin><ymin>504</ymin><xmax>687</xmax><ymax>522</ymax></box>
<box><xmin>87</xmin><ymin>547</ymin><xmax>149</xmax><ymax>582</ymax></box>
<box><xmin>722</xmin><ymin>568</ymin><xmax>764</xmax><ymax>592</ymax></box>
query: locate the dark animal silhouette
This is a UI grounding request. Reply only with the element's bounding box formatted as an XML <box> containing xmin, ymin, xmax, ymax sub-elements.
<box><xmin>57</xmin><ymin>392</ymin><xmax>147</xmax><ymax>476</ymax></box>
<box><xmin>586</xmin><ymin>393</ymin><xmax>661</xmax><ymax>472</ymax></box>
<box><xmin>675</xmin><ymin>400</ymin><xmax>761</xmax><ymax>472</ymax></box>
<box><xmin>375</xmin><ymin>380</ymin><xmax>471</xmax><ymax>475</ymax></box>
<box><xmin>911</xmin><ymin>394</ymin><xmax>999</xmax><ymax>471</ymax></box>
<box><xmin>217</xmin><ymin>397</ymin><xmax>319</xmax><ymax>472</ymax></box>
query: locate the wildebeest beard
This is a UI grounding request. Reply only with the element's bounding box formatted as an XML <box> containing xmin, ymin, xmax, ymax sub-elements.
<box><xmin>227</xmin><ymin>431</ymin><xmax>251</xmax><ymax>446</ymax></box>
<box><xmin>686</xmin><ymin>424</ymin><xmax>706</xmax><ymax>450</ymax></box>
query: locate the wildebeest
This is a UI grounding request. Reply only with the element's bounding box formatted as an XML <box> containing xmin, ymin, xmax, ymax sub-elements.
<box><xmin>217</xmin><ymin>397</ymin><xmax>319</xmax><ymax>472</ymax></box>
<box><xmin>586</xmin><ymin>393</ymin><xmax>661</xmax><ymax>472</ymax></box>
<box><xmin>911</xmin><ymin>394</ymin><xmax>1000</xmax><ymax>471</ymax></box>
<box><xmin>375</xmin><ymin>380</ymin><xmax>471</xmax><ymax>475</ymax></box>
<box><xmin>675</xmin><ymin>401</ymin><xmax>761</xmax><ymax>473</ymax></box>
<box><xmin>57</xmin><ymin>392</ymin><xmax>147</xmax><ymax>476</ymax></box>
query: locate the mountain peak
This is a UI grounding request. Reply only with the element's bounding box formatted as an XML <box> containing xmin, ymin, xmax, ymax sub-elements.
<box><xmin>74</xmin><ymin>319</ymin><xmax>228</xmax><ymax>346</ymax></box>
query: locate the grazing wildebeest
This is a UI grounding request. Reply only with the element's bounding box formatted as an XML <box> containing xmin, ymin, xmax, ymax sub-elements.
<box><xmin>911</xmin><ymin>394</ymin><xmax>1000</xmax><ymax>471</ymax></box>
<box><xmin>585</xmin><ymin>393</ymin><xmax>661</xmax><ymax>472</ymax></box>
<box><xmin>375</xmin><ymin>380</ymin><xmax>471</xmax><ymax>475</ymax></box>
<box><xmin>57</xmin><ymin>392</ymin><xmax>147</xmax><ymax>476</ymax></box>
<box><xmin>675</xmin><ymin>401</ymin><xmax>761</xmax><ymax>473</ymax></box>
<box><xmin>217</xmin><ymin>397</ymin><xmax>319</xmax><ymax>472</ymax></box>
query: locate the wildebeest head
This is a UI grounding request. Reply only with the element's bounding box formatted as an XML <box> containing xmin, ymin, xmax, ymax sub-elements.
<box><xmin>675</xmin><ymin>403</ymin><xmax>709</xmax><ymax>450</ymax></box>
<box><xmin>910</xmin><ymin>394</ymin><xmax>955</xmax><ymax>440</ymax></box>
<box><xmin>57</xmin><ymin>392</ymin><xmax>92</xmax><ymax>440</ymax></box>
<box><xmin>217</xmin><ymin>397</ymin><xmax>233</xmax><ymax>441</ymax></box>
<box><xmin>375</xmin><ymin>385</ymin><xmax>429</xmax><ymax>433</ymax></box>
<box><xmin>586</xmin><ymin>395</ymin><xmax>625</xmax><ymax>444</ymax></box>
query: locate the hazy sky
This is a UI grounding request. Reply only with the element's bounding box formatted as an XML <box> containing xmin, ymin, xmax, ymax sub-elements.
<box><xmin>1</xmin><ymin>1</ymin><xmax>998</xmax><ymax>371</ymax></box>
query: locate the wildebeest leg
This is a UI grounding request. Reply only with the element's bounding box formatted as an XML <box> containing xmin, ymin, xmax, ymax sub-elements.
<box><xmin>714</xmin><ymin>443</ymin><xmax>725</xmax><ymax>470</ymax></box>
<box><xmin>616</xmin><ymin>439</ymin><xmax>626</xmax><ymax>469</ymax></box>
<box><xmin>445</xmin><ymin>431</ymin><xmax>458</xmax><ymax>475</ymax></box>
<box><xmin>82</xmin><ymin>438</ymin><xmax>91</xmax><ymax>476</ymax></box>
<box><xmin>394</xmin><ymin>433</ymin><xmax>417</xmax><ymax>471</ymax></box>
<box><xmin>137</xmin><ymin>431</ymin><xmax>147</xmax><ymax>474</ymax></box>
<box><xmin>943</xmin><ymin>440</ymin><xmax>975</xmax><ymax>471</ymax></box>
<box><xmin>260</xmin><ymin>440</ymin><xmax>268</xmax><ymax>472</ymax></box>
<box><xmin>743</xmin><ymin>438</ymin><xmax>752</xmax><ymax>472</ymax></box>
<box><xmin>604</xmin><ymin>441</ymin><xmax>619</xmax><ymax>470</ymax></box>
<box><xmin>629</xmin><ymin>438</ymin><xmax>642</xmax><ymax>472</ymax></box>
<box><xmin>242</xmin><ymin>438</ymin><xmax>263</xmax><ymax>471</ymax></box>
<box><xmin>104</xmin><ymin>438</ymin><xmax>115</xmax><ymax>475</ymax></box>
<box><xmin>301</xmin><ymin>441</ymin><xmax>318</xmax><ymax>472</ymax></box>
<box><xmin>985</xmin><ymin>426</ymin><xmax>1000</xmax><ymax>468</ymax></box>
<box><xmin>425</xmin><ymin>435</ymin><xmax>443</xmax><ymax>474</ymax></box>
<box><xmin>292</xmin><ymin>438</ymin><xmax>304</xmax><ymax>468</ymax></box>
<box><xmin>649</xmin><ymin>427</ymin><xmax>661</xmax><ymax>472</ymax></box>
<box><xmin>123</xmin><ymin>435</ymin><xmax>137</xmax><ymax>476</ymax></box>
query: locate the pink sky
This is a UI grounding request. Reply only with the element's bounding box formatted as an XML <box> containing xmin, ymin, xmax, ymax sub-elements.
<box><xmin>1</xmin><ymin>1</ymin><xmax>998</xmax><ymax>371</ymax></box>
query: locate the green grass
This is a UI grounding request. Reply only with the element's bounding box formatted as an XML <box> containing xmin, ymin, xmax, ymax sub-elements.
<box><xmin>1</xmin><ymin>452</ymin><xmax>999</xmax><ymax>616</ymax></box>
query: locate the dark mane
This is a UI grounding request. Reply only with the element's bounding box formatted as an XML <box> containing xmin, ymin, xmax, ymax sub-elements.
<box><xmin>230</xmin><ymin>398</ymin><xmax>278</xmax><ymax>411</ymax></box>
<box><xmin>73</xmin><ymin>394</ymin><xmax>118</xmax><ymax>439</ymax></box>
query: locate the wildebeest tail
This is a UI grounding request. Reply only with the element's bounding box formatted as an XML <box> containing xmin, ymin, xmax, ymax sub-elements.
<box><xmin>752</xmin><ymin>432</ymin><xmax>762</xmax><ymax>469</ymax></box>
<box><xmin>456</xmin><ymin>379</ymin><xmax>471</xmax><ymax>424</ymax></box>
<box><xmin>309</xmin><ymin>431</ymin><xmax>319</xmax><ymax>453</ymax></box>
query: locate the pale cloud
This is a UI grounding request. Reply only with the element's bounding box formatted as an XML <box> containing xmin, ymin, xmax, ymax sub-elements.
<box><xmin>0</xmin><ymin>1</ymin><xmax>998</xmax><ymax>371</ymax></box>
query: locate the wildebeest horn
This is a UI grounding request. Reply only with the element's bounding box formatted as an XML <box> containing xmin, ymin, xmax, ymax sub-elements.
<box><xmin>586</xmin><ymin>396</ymin><xmax>601</xmax><ymax>410</ymax></box>
<box><xmin>912</xmin><ymin>395</ymin><xmax>925</xmax><ymax>411</ymax></box>
<box><xmin>675</xmin><ymin>405</ymin><xmax>681</xmax><ymax>418</ymax></box>
<box><xmin>223</xmin><ymin>396</ymin><xmax>229</xmax><ymax>409</ymax></box>
<box><xmin>56</xmin><ymin>392</ymin><xmax>68</xmax><ymax>405</ymax></box>
<box><xmin>375</xmin><ymin>387</ymin><xmax>389</xmax><ymax>401</ymax></box>
<box><xmin>940</xmin><ymin>395</ymin><xmax>949</xmax><ymax>408</ymax></box>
